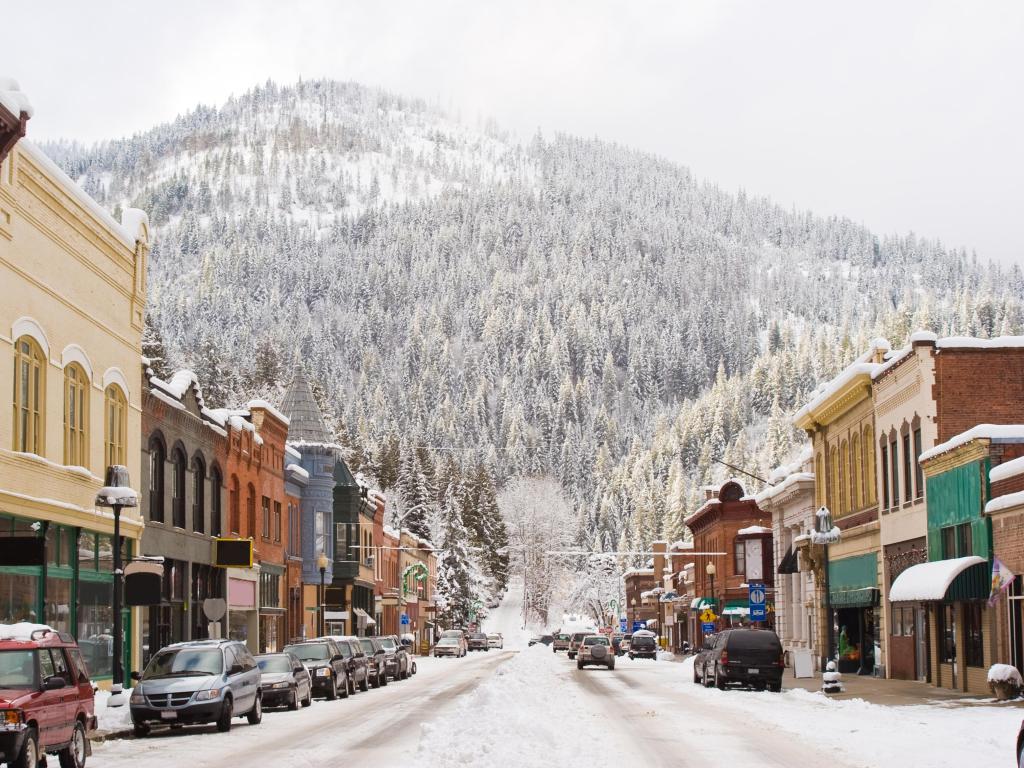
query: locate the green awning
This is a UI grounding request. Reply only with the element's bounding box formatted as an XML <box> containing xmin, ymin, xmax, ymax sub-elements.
<box><xmin>722</xmin><ymin>599</ymin><xmax>750</xmax><ymax>617</ymax></box>
<box><xmin>690</xmin><ymin>597</ymin><xmax>716</xmax><ymax>611</ymax></box>
<box><xmin>829</xmin><ymin>553</ymin><xmax>878</xmax><ymax>608</ymax></box>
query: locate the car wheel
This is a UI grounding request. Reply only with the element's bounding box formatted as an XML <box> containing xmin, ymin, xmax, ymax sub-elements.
<box><xmin>288</xmin><ymin>687</ymin><xmax>299</xmax><ymax>711</ymax></box>
<box><xmin>769</xmin><ymin>682</ymin><xmax>782</xmax><ymax>693</ymax></box>
<box><xmin>326</xmin><ymin>678</ymin><xmax>338</xmax><ymax>700</ymax></box>
<box><xmin>302</xmin><ymin>686</ymin><xmax>312</xmax><ymax>707</ymax></box>
<box><xmin>715</xmin><ymin>665</ymin><xmax>726</xmax><ymax>691</ymax></box>
<box><xmin>58</xmin><ymin>720</ymin><xmax>87</xmax><ymax>768</ymax></box>
<box><xmin>132</xmin><ymin>722</ymin><xmax>150</xmax><ymax>738</ymax></box>
<box><xmin>577</xmin><ymin>660</ymin><xmax>584</xmax><ymax>670</ymax></box>
<box><xmin>693</xmin><ymin>666</ymin><xmax>701</xmax><ymax>684</ymax></box>
<box><xmin>380</xmin><ymin>671</ymin><xmax>388</xmax><ymax>687</ymax></box>
<box><xmin>359</xmin><ymin>674</ymin><xmax>369</xmax><ymax>692</ymax></box>
<box><xmin>702</xmin><ymin>666</ymin><xmax>711</xmax><ymax>688</ymax></box>
<box><xmin>608</xmin><ymin>660</ymin><xmax>615</xmax><ymax>670</ymax></box>
<box><xmin>247</xmin><ymin>693</ymin><xmax>263</xmax><ymax>725</ymax></box>
<box><xmin>349</xmin><ymin>677</ymin><xmax>356</xmax><ymax>695</ymax></box>
<box><xmin>216</xmin><ymin>696</ymin><xmax>233</xmax><ymax>732</ymax></box>
<box><xmin>11</xmin><ymin>727</ymin><xmax>38</xmax><ymax>768</ymax></box>
<box><xmin>370</xmin><ymin>671</ymin><xmax>380</xmax><ymax>688</ymax></box>
<box><xmin>340</xmin><ymin>677</ymin><xmax>350</xmax><ymax>699</ymax></box>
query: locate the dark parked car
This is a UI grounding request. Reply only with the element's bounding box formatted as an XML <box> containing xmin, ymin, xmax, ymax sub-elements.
<box><xmin>467</xmin><ymin>632</ymin><xmax>489</xmax><ymax>652</ymax></box>
<box><xmin>379</xmin><ymin>636</ymin><xmax>411</xmax><ymax>680</ymax></box>
<box><xmin>628</xmin><ymin>631</ymin><xmax>658</xmax><ymax>659</ymax></box>
<box><xmin>697</xmin><ymin>628</ymin><xmax>784</xmax><ymax>692</ymax></box>
<box><xmin>1016</xmin><ymin>719</ymin><xmax>1024</xmax><ymax>767</ymax></box>
<box><xmin>528</xmin><ymin>634</ymin><xmax>553</xmax><ymax>647</ymax></box>
<box><xmin>0</xmin><ymin>626</ymin><xmax>97</xmax><ymax>768</ymax></box>
<box><xmin>283</xmin><ymin>640</ymin><xmax>348</xmax><ymax>700</ymax></box>
<box><xmin>359</xmin><ymin>637</ymin><xmax>388</xmax><ymax>687</ymax></box>
<box><xmin>324</xmin><ymin>636</ymin><xmax>370</xmax><ymax>694</ymax></box>
<box><xmin>255</xmin><ymin>652</ymin><xmax>312</xmax><ymax>710</ymax></box>
<box><xmin>130</xmin><ymin>639</ymin><xmax>262</xmax><ymax>735</ymax></box>
<box><xmin>692</xmin><ymin>634</ymin><xmax>717</xmax><ymax>683</ymax></box>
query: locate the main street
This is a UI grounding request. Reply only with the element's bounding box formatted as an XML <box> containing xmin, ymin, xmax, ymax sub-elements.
<box><xmin>93</xmin><ymin>582</ymin><xmax>1022</xmax><ymax>768</ymax></box>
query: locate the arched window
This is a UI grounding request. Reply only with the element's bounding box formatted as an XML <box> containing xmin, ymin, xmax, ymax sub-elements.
<box><xmin>104</xmin><ymin>385</ymin><xmax>127</xmax><ymax>467</ymax></box>
<box><xmin>13</xmin><ymin>336</ymin><xmax>46</xmax><ymax>454</ymax></box>
<box><xmin>851</xmin><ymin>433</ymin><xmax>861</xmax><ymax>510</ymax></box>
<box><xmin>815</xmin><ymin>452</ymin><xmax>824</xmax><ymax>507</ymax></box>
<box><xmin>863</xmin><ymin>424</ymin><xmax>876</xmax><ymax>504</ymax></box>
<box><xmin>229</xmin><ymin>475</ymin><xmax>240</xmax><ymax>534</ymax></box>
<box><xmin>246</xmin><ymin>484</ymin><xmax>257</xmax><ymax>538</ymax></box>
<box><xmin>829</xmin><ymin>446</ymin><xmax>839</xmax><ymax>512</ymax></box>
<box><xmin>191</xmin><ymin>453</ymin><xmax>206</xmax><ymax>534</ymax></box>
<box><xmin>63</xmin><ymin>363</ymin><xmax>89</xmax><ymax>467</ymax></box>
<box><xmin>839</xmin><ymin>441</ymin><xmax>849</xmax><ymax>514</ymax></box>
<box><xmin>148</xmin><ymin>434</ymin><xmax>166</xmax><ymax>522</ymax></box>
<box><xmin>171</xmin><ymin>446</ymin><xmax>187</xmax><ymax>528</ymax></box>
<box><xmin>210</xmin><ymin>465</ymin><xmax>223</xmax><ymax>537</ymax></box>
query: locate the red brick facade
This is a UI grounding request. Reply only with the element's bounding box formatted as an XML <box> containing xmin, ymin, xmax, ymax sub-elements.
<box><xmin>933</xmin><ymin>347</ymin><xmax>1024</xmax><ymax>441</ymax></box>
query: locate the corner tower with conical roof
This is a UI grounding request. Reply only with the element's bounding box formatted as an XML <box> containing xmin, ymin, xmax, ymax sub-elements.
<box><xmin>280</xmin><ymin>366</ymin><xmax>337</xmax><ymax>637</ymax></box>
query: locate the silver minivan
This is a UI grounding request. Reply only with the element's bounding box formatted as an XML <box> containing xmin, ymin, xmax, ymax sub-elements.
<box><xmin>129</xmin><ymin>639</ymin><xmax>263</xmax><ymax>736</ymax></box>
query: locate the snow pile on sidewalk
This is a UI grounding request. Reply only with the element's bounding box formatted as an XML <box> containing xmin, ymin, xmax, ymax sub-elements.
<box><xmin>414</xmin><ymin>647</ymin><xmax>623</xmax><ymax>767</ymax></box>
<box><xmin>95</xmin><ymin>689</ymin><xmax>134</xmax><ymax>733</ymax></box>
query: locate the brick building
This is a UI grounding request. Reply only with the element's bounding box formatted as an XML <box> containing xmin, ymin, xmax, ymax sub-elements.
<box><xmin>378</xmin><ymin>523</ymin><xmax>401</xmax><ymax>636</ymax></box>
<box><xmin>685</xmin><ymin>481</ymin><xmax>774</xmax><ymax>641</ymax></box>
<box><xmin>624</xmin><ymin>567</ymin><xmax>655</xmax><ymax>630</ymax></box>
<box><xmin>986</xmin><ymin>455</ymin><xmax>1024</xmax><ymax>676</ymax></box>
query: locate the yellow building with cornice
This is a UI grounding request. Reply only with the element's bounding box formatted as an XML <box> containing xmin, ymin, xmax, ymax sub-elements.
<box><xmin>794</xmin><ymin>339</ymin><xmax>887</xmax><ymax>675</ymax></box>
<box><xmin>0</xmin><ymin>88</ymin><xmax>149</xmax><ymax>682</ymax></box>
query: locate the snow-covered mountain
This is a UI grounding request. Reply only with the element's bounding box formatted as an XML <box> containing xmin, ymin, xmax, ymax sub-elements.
<box><xmin>44</xmin><ymin>78</ymin><xmax>1024</xmax><ymax>557</ymax></box>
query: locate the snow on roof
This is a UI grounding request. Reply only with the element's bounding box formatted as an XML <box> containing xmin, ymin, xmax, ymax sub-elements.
<box><xmin>936</xmin><ymin>335</ymin><xmax>1024</xmax><ymax>349</ymax></box>
<box><xmin>285</xmin><ymin>444</ymin><xmax>302</xmax><ymax>461</ymax></box>
<box><xmin>0</xmin><ymin>77</ymin><xmax>34</xmax><ymax>118</ymax></box>
<box><xmin>755</xmin><ymin>472</ymin><xmax>815</xmax><ymax>505</ymax></box>
<box><xmin>766</xmin><ymin>445</ymin><xmax>814</xmax><ymax>485</ymax></box>
<box><xmin>985</xmin><ymin>490</ymin><xmax>1024</xmax><ymax>515</ymax></box>
<box><xmin>0</xmin><ymin>622</ymin><xmax>52</xmax><ymax>641</ymax></box>
<box><xmin>990</xmin><ymin>455</ymin><xmax>1024</xmax><ymax>485</ymax></box>
<box><xmin>622</xmin><ymin>568</ymin><xmax>654</xmax><ymax>578</ymax></box>
<box><xmin>919</xmin><ymin>424</ymin><xmax>1024</xmax><ymax>464</ymax></box>
<box><xmin>668</xmin><ymin>540</ymin><xmax>693</xmax><ymax>550</ymax></box>
<box><xmin>737</xmin><ymin>525</ymin><xmax>772</xmax><ymax>536</ymax></box>
<box><xmin>793</xmin><ymin>339</ymin><xmax>891</xmax><ymax>425</ymax></box>
<box><xmin>889</xmin><ymin>556</ymin><xmax>986</xmax><ymax>602</ymax></box>
<box><xmin>152</xmin><ymin>370</ymin><xmax>201</xmax><ymax>400</ymax></box>
<box><xmin>909</xmin><ymin>330</ymin><xmax>939</xmax><ymax>344</ymax></box>
<box><xmin>286</xmin><ymin>463</ymin><xmax>310</xmax><ymax>480</ymax></box>
<box><xmin>19</xmin><ymin>141</ymin><xmax>137</xmax><ymax>248</ymax></box>
<box><xmin>247</xmin><ymin>399</ymin><xmax>290</xmax><ymax>425</ymax></box>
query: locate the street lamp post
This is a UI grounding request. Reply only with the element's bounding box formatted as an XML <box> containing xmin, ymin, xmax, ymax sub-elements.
<box><xmin>317</xmin><ymin>551</ymin><xmax>329</xmax><ymax>636</ymax></box>
<box><xmin>705</xmin><ymin>561</ymin><xmax>717</xmax><ymax>614</ymax></box>
<box><xmin>95</xmin><ymin>465</ymin><xmax>138</xmax><ymax>699</ymax></box>
<box><xmin>630</xmin><ymin>597</ymin><xmax>636</xmax><ymax>629</ymax></box>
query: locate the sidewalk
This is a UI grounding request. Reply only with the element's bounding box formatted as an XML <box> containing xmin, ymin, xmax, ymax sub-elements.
<box><xmin>782</xmin><ymin>668</ymin><xmax>1024</xmax><ymax>707</ymax></box>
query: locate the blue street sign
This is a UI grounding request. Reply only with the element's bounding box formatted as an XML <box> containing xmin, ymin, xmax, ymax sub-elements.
<box><xmin>701</xmin><ymin>622</ymin><xmax>716</xmax><ymax>634</ymax></box>
<box><xmin>400</xmin><ymin>613</ymin><xmax>410</xmax><ymax>625</ymax></box>
<box><xmin>632</xmin><ymin>621</ymin><xmax>645</xmax><ymax>633</ymax></box>
<box><xmin>748</xmin><ymin>582</ymin><xmax>767</xmax><ymax>621</ymax></box>
<box><xmin>619</xmin><ymin>618</ymin><xmax>628</xmax><ymax>633</ymax></box>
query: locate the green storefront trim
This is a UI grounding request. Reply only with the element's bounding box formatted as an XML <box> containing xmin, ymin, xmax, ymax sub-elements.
<box><xmin>829</xmin><ymin>552</ymin><xmax>879</xmax><ymax>608</ymax></box>
<box><xmin>925</xmin><ymin>460</ymin><xmax>992</xmax><ymax>561</ymax></box>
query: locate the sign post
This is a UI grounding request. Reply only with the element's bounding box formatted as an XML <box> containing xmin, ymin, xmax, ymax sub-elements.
<box><xmin>748</xmin><ymin>583</ymin><xmax>767</xmax><ymax>623</ymax></box>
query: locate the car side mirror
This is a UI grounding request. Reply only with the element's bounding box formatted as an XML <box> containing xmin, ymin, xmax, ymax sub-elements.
<box><xmin>44</xmin><ymin>676</ymin><xmax>66</xmax><ymax>690</ymax></box>
<box><xmin>332</xmin><ymin>654</ymin><xmax>343</xmax><ymax>663</ymax></box>
<box><xmin>130</xmin><ymin>671</ymin><xmax>141</xmax><ymax>681</ymax></box>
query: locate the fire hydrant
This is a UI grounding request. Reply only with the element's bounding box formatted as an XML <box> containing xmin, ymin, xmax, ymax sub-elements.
<box><xmin>822</xmin><ymin>660</ymin><xmax>844</xmax><ymax>694</ymax></box>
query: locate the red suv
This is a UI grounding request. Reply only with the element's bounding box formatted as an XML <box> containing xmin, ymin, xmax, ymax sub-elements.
<box><xmin>0</xmin><ymin>626</ymin><xmax>96</xmax><ymax>768</ymax></box>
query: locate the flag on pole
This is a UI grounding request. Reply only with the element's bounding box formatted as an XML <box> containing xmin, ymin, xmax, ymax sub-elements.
<box><xmin>989</xmin><ymin>557</ymin><xmax>1016</xmax><ymax>606</ymax></box>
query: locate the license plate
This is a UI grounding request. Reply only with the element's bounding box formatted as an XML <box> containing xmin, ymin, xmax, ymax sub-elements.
<box><xmin>747</xmin><ymin>668</ymin><xmax>760</xmax><ymax>674</ymax></box>
<box><xmin>160</xmin><ymin>710</ymin><xmax>177</xmax><ymax>720</ymax></box>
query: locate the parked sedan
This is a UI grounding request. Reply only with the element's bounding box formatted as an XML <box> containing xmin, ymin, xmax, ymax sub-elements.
<box><xmin>438</xmin><ymin>630</ymin><xmax>468</xmax><ymax>657</ymax></box>
<box><xmin>359</xmin><ymin>637</ymin><xmax>389</xmax><ymax>687</ymax></box>
<box><xmin>325</xmin><ymin>636</ymin><xmax>370</xmax><ymax>694</ymax></box>
<box><xmin>378</xmin><ymin>635</ymin><xmax>411</xmax><ymax>681</ymax></box>
<box><xmin>283</xmin><ymin>640</ymin><xmax>348</xmax><ymax>700</ymax></box>
<box><xmin>255</xmin><ymin>652</ymin><xmax>312</xmax><ymax>710</ymax></box>
<box><xmin>487</xmin><ymin>633</ymin><xmax>503</xmax><ymax>649</ymax></box>
<box><xmin>434</xmin><ymin>637</ymin><xmax>464</xmax><ymax>657</ymax></box>
<box><xmin>467</xmin><ymin>632</ymin><xmax>490</xmax><ymax>652</ymax></box>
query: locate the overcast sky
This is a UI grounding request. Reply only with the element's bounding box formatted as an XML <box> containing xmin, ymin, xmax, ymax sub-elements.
<box><xmin>7</xmin><ymin>0</ymin><xmax>1023</xmax><ymax>263</ymax></box>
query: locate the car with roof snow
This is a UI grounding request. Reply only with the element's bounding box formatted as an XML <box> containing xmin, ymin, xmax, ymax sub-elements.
<box><xmin>697</xmin><ymin>628</ymin><xmax>784</xmax><ymax>691</ymax></box>
<box><xmin>0</xmin><ymin>624</ymin><xmax>96</xmax><ymax>768</ymax></box>
<box><xmin>576</xmin><ymin>635</ymin><xmax>615</xmax><ymax>670</ymax></box>
<box><xmin>130</xmin><ymin>638</ymin><xmax>263</xmax><ymax>736</ymax></box>
<box><xmin>627</xmin><ymin>630</ymin><xmax>658</xmax><ymax>659</ymax></box>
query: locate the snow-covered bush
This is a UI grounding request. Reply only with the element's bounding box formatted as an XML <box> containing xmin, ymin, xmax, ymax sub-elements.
<box><xmin>987</xmin><ymin>663</ymin><xmax>1023</xmax><ymax>700</ymax></box>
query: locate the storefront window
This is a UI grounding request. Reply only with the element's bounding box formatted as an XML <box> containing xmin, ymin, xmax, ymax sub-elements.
<box><xmin>78</xmin><ymin>531</ymin><xmax>96</xmax><ymax>571</ymax></box>
<box><xmin>78</xmin><ymin>580</ymin><xmax>114</xmax><ymax>678</ymax></box>
<box><xmin>44</xmin><ymin>577</ymin><xmax>72</xmax><ymax>636</ymax></box>
<box><xmin>965</xmin><ymin>603</ymin><xmax>984</xmax><ymax>667</ymax></box>
<box><xmin>0</xmin><ymin>571</ymin><xmax>39</xmax><ymax>623</ymax></box>
<box><xmin>939</xmin><ymin>604</ymin><xmax>956</xmax><ymax>664</ymax></box>
<box><xmin>97</xmin><ymin>536</ymin><xmax>113</xmax><ymax>572</ymax></box>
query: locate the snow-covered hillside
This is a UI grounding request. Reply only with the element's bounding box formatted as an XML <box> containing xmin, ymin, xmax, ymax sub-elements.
<box><xmin>43</xmin><ymin>78</ymin><xmax>1024</xmax><ymax>560</ymax></box>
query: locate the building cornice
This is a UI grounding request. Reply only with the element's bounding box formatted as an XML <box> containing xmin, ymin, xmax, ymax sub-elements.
<box><xmin>794</xmin><ymin>375</ymin><xmax>872</xmax><ymax>431</ymax></box>
<box><xmin>922</xmin><ymin>440</ymin><xmax>989</xmax><ymax>478</ymax></box>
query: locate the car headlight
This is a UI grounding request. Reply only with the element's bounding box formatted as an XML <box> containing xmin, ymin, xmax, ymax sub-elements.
<box><xmin>129</xmin><ymin>688</ymin><xmax>145</xmax><ymax>704</ymax></box>
<box><xmin>316</xmin><ymin>667</ymin><xmax>332</xmax><ymax>677</ymax></box>
<box><xmin>2</xmin><ymin>710</ymin><xmax>23</xmax><ymax>726</ymax></box>
<box><xmin>271</xmin><ymin>681</ymin><xmax>290</xmax><ymax>689</ymax></box>
<box><xmin>194</xmin><ymin>688</ymin><xmax>221</xmax><ymax>701</ymax></box>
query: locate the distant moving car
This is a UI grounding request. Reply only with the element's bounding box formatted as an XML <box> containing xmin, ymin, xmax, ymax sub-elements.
<box><xmin>628</xmin><ymin>630</ymin><xmax>658</xmax><ymax>660</ymax></box>
<box><xmin>434</xmin><ymin>637</ymin><xmax>464</xmax><ymax>657</ymax></box>
<box><xmin>467</xmin><ymin>632</ymin><xmax>489</xmax><ymax>652</ymax></box>
<box><xmin>438</xmin><ymin>630</ymin><xmax>468</xmax><ymax>657</ymax></box>
<box><xmin>255</xmin><ymin>652</ymin><xmax>312</xmax><ymax>710</ymax></box>
<box><xmin>284</xmin><ymin>640</ymin><xmax>349</xmax><ymax>700</ymax></box>
<box><xmin>697</xmin><ymin>628</ymin><xmax>784</xmax><ymax>692</ymax></box>
<box><xmin>567</xmin><ymin>632</ymin><xmax>592</xmax><ymax>660</ymax></box>
<box><xmin>487</xmin><ymin>633</ymin><xmax>503</xmax><ymax>649</ymax></box>
<box><xmin>551</xmin><ymin>633</ymin><xmax>571</xmax><ymax>653</ymax></box>
<box><xmin>0</xmin><ymin>625</ymin><xmax>97</xmax><ymax>768</ymax></box>
<box><xmin>130</xmin><ymin>639</ymin><xmax>263</xmax><ymax>736</ymax></box>
<box><xmin>576</xmin><ymin>635</ymin><xmax>615</xmax><ymax>670</ymax></box>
